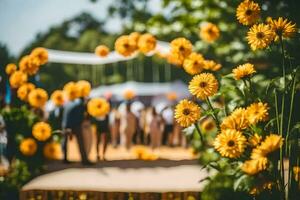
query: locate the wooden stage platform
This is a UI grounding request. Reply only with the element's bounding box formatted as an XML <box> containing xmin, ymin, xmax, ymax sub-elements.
<box><xmin>21</xmin><ymin>160</ymin><xmax>209</xmax><ymax>200</ymax></box>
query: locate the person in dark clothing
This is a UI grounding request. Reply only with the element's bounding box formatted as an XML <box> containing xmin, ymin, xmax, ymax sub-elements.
<box><xmin>48</xmin><ymin>106</ymin><xmax>64</xmax><ymax>131</ymax></box>
<box><xmin>92</xmin><ymin>114</ymin><xmax>109</xmax><ymax>161</ymax></box>
<box><xmin>62</xmin><ymin>98</ymin><xmax>91</xmax><ymax>165</ymax></box>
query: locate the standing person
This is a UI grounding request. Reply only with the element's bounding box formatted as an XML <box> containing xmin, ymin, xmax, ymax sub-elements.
<box><xmin>93</xmin><ymin>114</ymin><xmax>110</xmax><ymax>161</ymax></box>
<box><xmin>120</xmin><ymin>103</ymin><xmax>137</xmax><ymax>150</ymax></box>
<box><xmin>109</xmin><ymin>108</ymin><xmax>120</xmax><ymax>148</ymax></box>
<box><xmin>62</xmin><ymin>97</ymin><xmax>91</xmax><ymax>164</ymax></box>
<box><xmin>149</xmin><ymin>107</ymin><xmax>164</xmax><ymax>149</ymax></box>
<box><xmin>161</xmin><ymin>106</ymin><xmax>174</xmax><ymax>146</ymax></box>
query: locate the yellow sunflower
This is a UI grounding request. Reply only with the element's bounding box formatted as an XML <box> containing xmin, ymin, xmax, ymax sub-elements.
<box><xmin>115</xmin><ymin>35</ymin><xmax>137</xmax><ymax>57</ymax></box>
<box><xmin>166</xmin><ymin>92</ymin><xmax>177</xmax><ymax>101</ymax></box>
<box><xmin>87</xmin><ymin>98</ymin><xmax>110</xmax><ymax>117</ymax></box>
<box><xmin>232</xmin><ymin>63</ymin><xmax>256</xmax><ymax>80</ymax></box>
<box><xmin>28</xmin><ymin>88</ymin><xmax>48</xmax><ymax>108</ymax></box>
<box><xmin>123</xmin><ymin>89</ymin><xmax>136</xmax><ymax>100</ymax></box>
<box><xmin>17</xmin><ymin>83</ymin><xmax>36</xmax><ymax>101</ymax></box>
<box><xmin>267</xmin><ymin>17</ymin><xmax>297</xmax><ymax>41</ymax></box>
<box><xmin>188</xmin><ymin>73</ymin><xmax>219</xmax><ymax>100</ymax></box>
<box><xmin>213</xmin><ymin>129</ymin><xmax>247</xmax><ymax>158</ymax></box>
<box><xmin>246</xmin><ymin>102</ymin><xmax>269</xmax><ymax>124</ymax></box>
<box><xmin>137</xmin><ymin>33</ymin><xmax>157</xmax><ymax>54</ymax></box>
<box><xmin>9</xmin><ymin>70</ymin><xmax>28</xmax><ymax>89</ymax></box>
<box><xmin>32</xmin><ymin>122</ymin><xmax>52</xmax><ymax>141</ymax></box>
<box><xmin>293</xmin><ymin>166</ymin><xmax>300</xmax><ymax>181</ymax></box>
<box><xmin>129</xmin><ymin>32</ymin><xmax>141</xmax><ymax>44</ymax></box>
<box><xmin>203</xmin><ymin>60</ymin><xmax>222</xmax><ymax>71</ymax></box>
<box><xmin>236</xmin><ymin>0</ymin><xmax>260</xmax><ymax>26</ymax></box>
<box><xmin>247</xmin><ymin>23</ymin><xmax>275</xmax><ymax>50</ymax></box>
<box><xmin>50</xmin><ymin>90</ymin><xmax>65</xmax><ymax>106</ymax></box>
<box><xmin>201</xmin><ymin>117</ymin><xmax>216</xmax><ymax>133</ymax></box>
<box><xmin>170</xmin><ymin>37</ymin><xmax>193</xmax><ymax>65</ymax></box>
<box><xmin>76</xmin><ymin>80</ymin><xmax>91</xmax><ymax>98</ymax></box>
<box><xmin>183</xmin><ymin>52</ymin><xmax>205</xmax><ymax>75</ymax></box>
<box><xmin>221</xmin><ymin>108</ymin><xmax>249</xmax><ymax>131</ymax></box>
<box><xmin>5</xmin><ymin>63</ymin><xmax>17</xmax><ymax>75</ymax></box>
<box><xmin>248</xmin><ymin>133</ymin><xmax>262</xmax><ymax>147</ymax></box>
<box><xmin>43</xmin><ymin>142</ymin><xmax>62</xmax><ymax>160</ymax></box>
<box><xmin>251</xmin><ymin>134</ymin><xmax>283</xmax><ymax>159</ymax></box>
<box><xmin>174</xmin><ymin>99</ymin><xmax>201</xmax><ymax>127</ymax></box>
<box><xmin>19</xmin><ymin>55</ymin><xmax>40</xmax><ymax>75</ymax></box>
<box><xmin>199</xmin><ymin>22</ymin><xmax>220</xmax><ymax>43</ymax></box>
<box><xmin>20</xmin><ymin>138</ymin><xmax>37</xmax><ymax>156</ymax></box>
<box><xmin>63</xmin><ymin>81</ymin><xmax>80</xmax><ymax>101</ymax></box>
<box><xmin>241</xmin><ymin>158</ymin><xmax>268</xmax><ymax>175</ymax></box>
<box><xmin>30</xmin><ymin>47</ymin><xmax>48</xmax><ymax>65</ymax></box>
<box><xmin>95</xmin><ymin>45</ymin><xmax>110</xmax><ymax>57</ymax></box>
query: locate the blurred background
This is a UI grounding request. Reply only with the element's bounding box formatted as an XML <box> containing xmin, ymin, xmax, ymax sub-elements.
<box><xmin>1</xmin><ymin>0</ymin><xmax>300</xmax><ymax>97</ymax></box>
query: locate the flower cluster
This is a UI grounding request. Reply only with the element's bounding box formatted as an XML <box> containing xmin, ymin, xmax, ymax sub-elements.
<box><xmin>236</xmin><ymin>0</ymin><xmax>297</xmax><ymax>50</ymax></box>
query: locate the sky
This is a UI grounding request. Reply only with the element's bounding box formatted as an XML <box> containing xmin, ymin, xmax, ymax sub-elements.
<box><xmin>0</xmin><ymin>0</ymin><xmax>124</xmax><ymax>56</ymax></box>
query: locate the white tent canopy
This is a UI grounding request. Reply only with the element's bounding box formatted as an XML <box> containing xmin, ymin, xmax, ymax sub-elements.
<box><xmin>90</xmin><ymin>81</ymin><xmax>190</xmax><ymax>100</ymax></box>
<box><xmin>47</xmin><ymin>41</ymin><xmax>170</xmax><ymax>65</ymax></box>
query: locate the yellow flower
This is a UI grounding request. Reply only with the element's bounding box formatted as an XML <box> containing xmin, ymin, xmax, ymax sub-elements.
<box><xmin>221</xmin><ymin>108</ymin><xmax>249</xmax><ymax>131</ymax></box>
<box><xmin>246</xmin><ymin>102</ymin><xmax>269</xmax><ymax>124</ymax></box>
<box><xmin>30</xmin><ymin>47</ymin><xmax>48</xmax><ymax>65</ymax></box>
<box><xmin>251</xmin><ymin>134</ymin><xmax>283</xmax><ymax>158</ymax></box>
<box><xmin>267</xmin><ymin>17</ymin><xmax>297</xmax><ymax>41</ymax></box>
<box><xmin>166</xmin><ymin>92</ymin><xmax>177</xmax><ymax>101</ymax></box>
<box><xmin>232</xmin><ymin>63</ymin><xmax>256</xmax><ymax>80</ymax></box>
<box><xmin>248</xmin><ymin>133</ymin><xmax>262</xmax><ymax>147</ymax></box>
<box><xmin>17</xmin><ymin>83</ymin><xmax>36</xmax><ymax>101</ymax></box>
<box><xmin>170</xmin><ymin>37</ymin><xmax>193</xmax><ymax>65</ymax></box>
<box><xmin>247</xmin><ymin>23</ymin><xmax>275</xmax><ymax>50</ymax></box>
<box><xmin>20</xmin><ymin>138</ymin><xmax>37</xmax><ymax>156</ymax></box>
<box><xmin>201</xmin><ymin>117</ymin><xmax>216</xmax><ymax>133</ymax></box>
<box><xmin>50</xmin><ymin>90</ymin><xmax>65</xmax><ymax>106</ymax></box>
<box><xmin>5</xmin><ymin>63</ymin><xmax>17</xmax><ymax>75</ymax></box>
<box><xmin>28</xmin><ymin>88</ymin><xmax>48</xmax><ymax>108</ymax></box>
<box><xmin>293</xmin><ymin>166</ymin><xmax>300</xmax><ymax>181</ymax></box>
<box><xmin>203</xmin><ymin>60</ymin><xmax>222</xmax><ymax>71</ymax></box>
<box><xmin>43</xmin><ymin>142</ymin><xmax>62</xmax><ymax>160</ymax></box>
<box><xmin>19</xmin><ymin>55</ymin><xmax>40</xmax><ymax>75</ymax></box>
<box><xmin>183</xmin><ymin>52</ymin><xmax>205</xmax><ymax>75</ymax></box>
<box><xmin>213</xmin><ymin>129</ymin><xmax>247</xmax><ymax>158</ymax></box>
<box><xmin>129</xmin><ymin>32</ymin><xmax>141</xmax><ymax>44</ymax></box>
<box><xmin>138</xmin><ymin>33</ymin><xmax>157</xmax><ymax>54</ymax></box>
<box><xmin>123</xmin><ymin>89</ymin><xmax>136</xmax><ymax>100</ymax></box>
<box><xmin>199</xmin><ymin>22</ymin><xmax>220</xmax><ymax>43</ymax></box>
<box><xmin>174</xmin><ymin>99</ymin><xmax>201</xmax><ymax>127</ymax></box>
<box><xmin>87</xmin><ymin>98</ymin><xmax>110</xmax><ymax>117</ymax></box>
<box><xmin>95</xmin><ymin>45</ymin><xmax>110</xmax><ymax>57</ymax></box>
<box><xmin>32</xmin><ymin>122</ymin><xmax>52</xmax><ymax>141</ymax></box>
<box><xmin>9</xmin><ymin>70</ymin><xmax>28</xmax><ymax>88</ymax></box>
<box><xmin>115</xmin><ymin>35</ymin><xmax>137</xmax><ymax>57</ymax></box>
<box><xmin>188</xmin><ymin>73</ymin><xmax>218</xmax><ymax>100</ymax></box>
<box><xmin>241</xmin><ymin>158</ymin><xmax>268</xmax><ymax>175</ymax></box>
<box><xmin>76</xmin><ymin>80</ymin><xmax>91</xmax><ymax>98</ymax></box>
<box><xmin>63</xmin><ymin>81</ymin><xmax>79</xmax><ymax>101</ymax></box>
<box><xmin>236</xmin><ymin>0</ymin><xmax>260</xmax><ymax>26</ymax></box>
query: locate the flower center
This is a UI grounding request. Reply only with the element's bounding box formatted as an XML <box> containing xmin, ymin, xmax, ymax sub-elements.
<box><xmin>245</xmin><ymin>9</ymin><xmax>252</xmax><ymax>16</ymax></box>
<box><xmin>183</xmin><ymin>108</ymin><xmax>190</xmax><ymax>115</ymax></box>
<box><xmin>179</xmin><ymin>46</ymin><xmax>185</xmax><ymax>52</ymax></box>
<box><xmin>199</xmin><ymin>81</ymin><xmax>207</xmax><ymax>88</ymax></box>
<box><xmin>227</xmin><ymin>140</ymin><xmax>235</xmax><ymax>147</ymax></box>
<box><xmin>256</xmin><ymin>32</ymin><xmax>265</xmax><ymax>39</ymax></box>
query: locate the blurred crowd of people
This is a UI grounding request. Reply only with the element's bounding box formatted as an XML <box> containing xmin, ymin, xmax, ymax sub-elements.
<box><xmin>46</xmin><ymin>94</ymin><xmax>188</xmax><ymax>164</ymax></box>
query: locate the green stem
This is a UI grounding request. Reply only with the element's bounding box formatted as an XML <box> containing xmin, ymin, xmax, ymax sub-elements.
<box><xmin>279</xmin><ymin>35</ymin><xmax>286</xmax><ymax>200</ymax></box>
<box><xmin>206</xmin><ymin>97</ymin><xmax>220</xmax><ymax>130</ymax></box>
<box><xmin>274</xmin><ymin>90</ymin><xmax>280</xmax><ymax>134</ymax></box>
<box><xmin>194</xmin><ymin>123</ymin><xmax>204</xmax><ymax>144</ymax></box>
<box><xmin>286</xmin><ymin>72</ymin><xmax>297</xmax><ymax>142</ymax></box>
